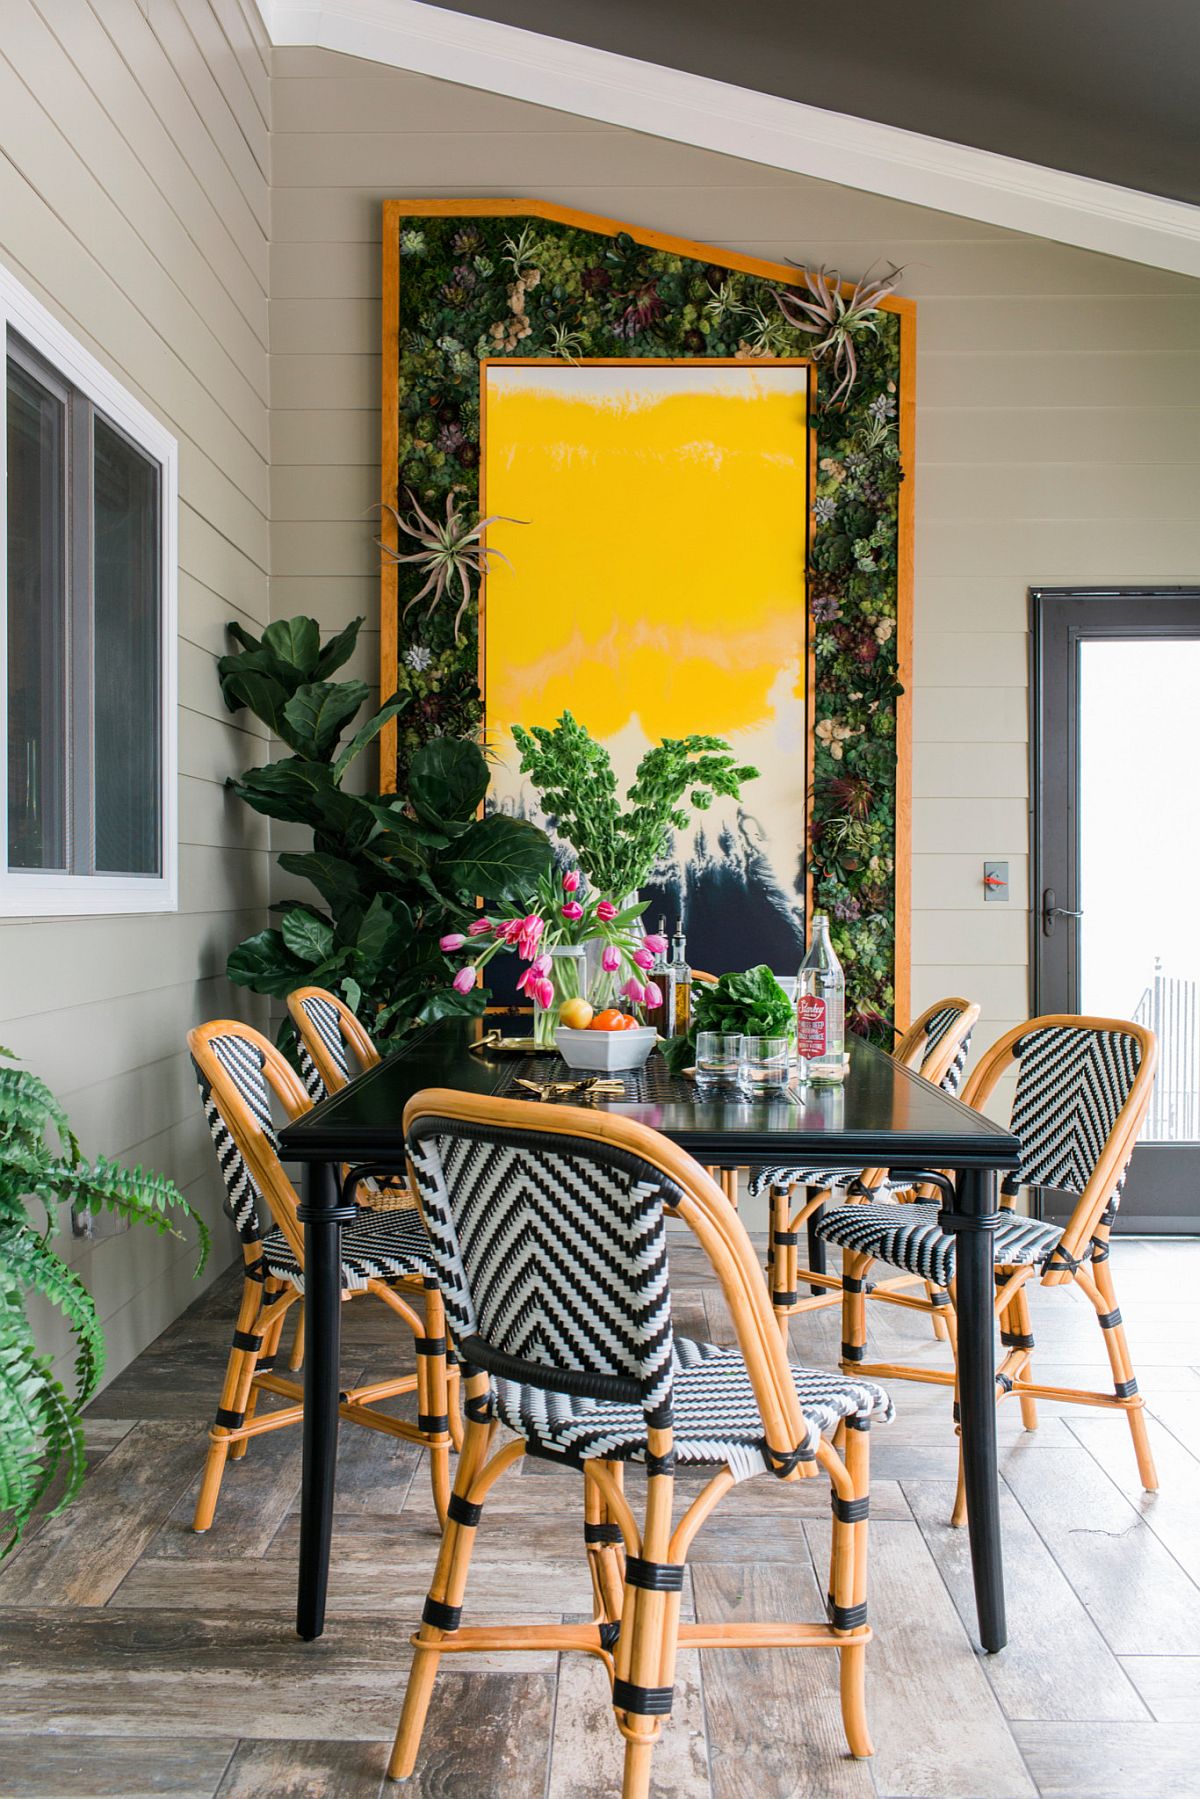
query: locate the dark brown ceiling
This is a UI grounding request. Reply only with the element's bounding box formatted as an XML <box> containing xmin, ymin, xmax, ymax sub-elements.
<box><xmin>424</xmin><ymin>0</ymin><xmax>1200</xmax><ymax>206</ymax></box>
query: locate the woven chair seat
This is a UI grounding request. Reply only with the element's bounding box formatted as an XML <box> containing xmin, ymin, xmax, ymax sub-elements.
<box><xmin>748</xmin><ymin>1164</ymin><xmax>916</xmax><ymax>1198</ymax></box>
<box><xmin>263</xmin><ymin>1204</ymin><xmax>436</xmax><ymax>1293</ymax></box>
<box><xmin>492</xmin><ymin>1336</ymin><xmax>893</xmax><ymax>1481</ymax></box>
<box><xmin>814</xmin><ymin>1201</ymin><xmax>1065</xmax><ymax>1288</ymax></box>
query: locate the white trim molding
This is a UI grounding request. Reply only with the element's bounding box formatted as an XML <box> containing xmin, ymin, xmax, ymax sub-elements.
<box><xmin>259</xmin><ymin>0</ymin><xmax>1200</xmax><ymax>278</ymax></box>
<box><xmin>0</xmin><ymin>259</ymin><xmax>179</xmax><ymax>920</ymax></box>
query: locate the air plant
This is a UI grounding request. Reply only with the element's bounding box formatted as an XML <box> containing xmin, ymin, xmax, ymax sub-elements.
<box><xmin>502</xmin><ymin>223</ymin><xmax>539</xmax><ymax>275</ymax></box>
<box><xmin>376</xmin><ymin>489</ymin><xmax>525</xmax><ymax>645</ymax></box>
<box><xmin>548</xmin><ymin>321</ymin><xmax>588</xmax><ymax>364</ymax></box>
<box><xmin>773</xmin><ymin>264</ymin><xmax>903</xmax><ymax>407</ymax></box>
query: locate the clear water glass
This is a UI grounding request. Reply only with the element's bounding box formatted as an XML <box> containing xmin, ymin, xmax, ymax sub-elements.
<box><xmin>738</xmin><ymin>1035</ymin><xmax>791</xmax><ymax>1094</ymax></box>
<box><xmin>695</xmin><ymin>1031</ymin><xmax>742</xmax><ymax>1090</ymax></box>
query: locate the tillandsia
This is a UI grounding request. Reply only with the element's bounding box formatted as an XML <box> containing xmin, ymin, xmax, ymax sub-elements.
<box><xmin>376</xmin><ymin>489</ymin><xmax>526</xmax><ymax>645</ymax></box>
<box><xmin>440</xmin><ymin>868</ymin><xmax>665</xmax><ymax>1018</ymax></box>
<box><xmin>773</xmin><ymin>264</ymin><xmax>903</xmax><ymax>407</ymax></box>
<box><xmin>512</xmin><ymin>711</ymin><xmax>759</xmax><ymax>902</ymax></box>
<box><xmin>0</xmin><ymin>1048</ymin><xmax>208</xmax><ymax>1551</ymax></box>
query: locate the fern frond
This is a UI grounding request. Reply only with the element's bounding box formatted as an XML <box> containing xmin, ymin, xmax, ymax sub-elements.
<box><xmin>0</xmin><ymin>1301</ymin><xmax>87</xmax><ymax>1550</ymax></box>
<box><xmin>48</xmin><ymin>1157</ymin><xmax>210</xmax><ymax>1276</ymax></box>
<box><xmin>0</xmin><ymin>1062</ymin><xmax>77</xmax><ymax>1158</ymax></box>
<box><xmin>0</xmin><ymin>1228</ymin><xmax>106</xmax><ymax>1404</ymax></box>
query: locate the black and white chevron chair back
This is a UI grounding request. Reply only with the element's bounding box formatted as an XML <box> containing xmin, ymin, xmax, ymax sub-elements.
<box><xmin>1005</xmin><ymin>1025</ymin><xmax>1144</xmax><ymax>1207</ymax></box>
<box><xmin>194</xmin><ymin>1034</ymin><xmax>281</xmax><ymax>1244</ymax></box>
<box><xmin>919</xmin><ymin>1003</ymin><xmax>973</xmax><ymax>1096</ymax></box>
<box><xmin>294</xmin><ymin>993</ymin><xmax>350</xmax><ymax>1103</ymax></box>
<box><xmin>407</xmin><ymin>1116</ymin><xmax>678</xmax><ymax>1424</ymax></box>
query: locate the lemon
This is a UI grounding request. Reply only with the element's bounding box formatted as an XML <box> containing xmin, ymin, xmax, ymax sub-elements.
<box><xmin>559</xmin><ymin>997</ymin><xmax>594</xmax><ymax>1031</ymax></box>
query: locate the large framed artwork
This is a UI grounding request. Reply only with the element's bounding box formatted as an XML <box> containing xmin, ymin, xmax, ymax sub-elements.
<box><xmin>380</xmin><ymin>200</ymin><xmax>914</xmax><ymax>1028</ymax></box>
<box><xmin>482</xmin><ymin>356</ymin><xmax>812</xmax><ymax>973</ymax></box>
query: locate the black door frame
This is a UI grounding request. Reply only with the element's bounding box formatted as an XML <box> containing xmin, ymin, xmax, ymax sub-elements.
<box><xmin>1030</xmin><ymin>585</ymin><xmax>1200</xmax><ymax>1232</ymax></box>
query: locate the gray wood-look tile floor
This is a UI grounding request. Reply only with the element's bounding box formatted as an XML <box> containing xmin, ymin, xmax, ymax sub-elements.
<box><xmin>4</xmin><ymin>1236</ymin><xmax>1199</xmax><ymax>1798</ymax></box>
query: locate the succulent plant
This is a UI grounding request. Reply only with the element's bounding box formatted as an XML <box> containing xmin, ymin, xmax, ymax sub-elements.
<box><xmin>774</xmin><ymin>264</ymin><xmax>903</xmax><ymax>407</ymax></box>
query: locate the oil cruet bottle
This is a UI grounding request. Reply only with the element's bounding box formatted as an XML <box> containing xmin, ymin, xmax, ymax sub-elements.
<box><xmin>796</xmin><ymin>913</ymin><xmax>846</xmax><ymax>1083</ymax></box>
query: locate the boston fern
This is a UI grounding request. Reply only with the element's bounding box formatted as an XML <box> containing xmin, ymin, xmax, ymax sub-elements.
<box><xmin>219</xmin><ymin>615</ymin><xmax>553</xmax><ymax>1041</ymax></box>
<box><xmin>0</xmin><ymin>1049</ymin><xmax>209</xmax><ymax>1552</ymax></box>
<box><xmin>512</xmin><ymin>711</ymin><xmax>759</xmax><ymax>901</ymax></box>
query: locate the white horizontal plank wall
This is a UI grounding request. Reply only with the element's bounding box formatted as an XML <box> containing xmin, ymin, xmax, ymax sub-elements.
<box><xmin>269</xmin><ymin>47</ymin><xmax>1200</xmax><ymax>1128</ymax></box>
<box><xmin>1</xmin><ymin>0</ymin><xmax>272</xmax><ymax>1384</ymax></box>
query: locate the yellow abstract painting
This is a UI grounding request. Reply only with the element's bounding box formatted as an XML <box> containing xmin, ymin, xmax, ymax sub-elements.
<box><xmin>482</xmin><ymin>358</ymin><xmax>811</xmax><ymax>968</ymax></box>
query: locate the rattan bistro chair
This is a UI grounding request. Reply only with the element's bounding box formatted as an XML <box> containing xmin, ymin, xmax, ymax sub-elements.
<box><xmin>288</xmin><ymin>985</ymin><xmax>381</xmax><ymax>1101</ymax></box>
<box><xmin>815</xmin><ymin>1015</ymin><xmax>1159</xmax><ymax>1523</ymax></box>
<box><xmin>188</xmin><ymin>1020</ymin><xmax>459</xmax><ymax>1533</ymax></box>
<box><xmin>752</xmin><ymin>999</ymin><xmax>981</xmax><ymax>1330</ymax></box>
<box><xmin>388</xmin><ymin>1090</ymin><xmax>893</xmax><ymax>1796</ymax></box>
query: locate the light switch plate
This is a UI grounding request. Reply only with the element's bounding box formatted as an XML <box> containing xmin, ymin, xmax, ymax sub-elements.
<box><xmin>983</xmin><ymin>861</ymin><xmax>1009</xmax><ymax>902</ymax></box>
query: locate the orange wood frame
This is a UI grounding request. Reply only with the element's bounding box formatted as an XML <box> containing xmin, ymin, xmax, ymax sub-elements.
<box><xmin>380</xmin><ymin>198</ymin><xmax>915</xmax><ymax>1021</ymax></box>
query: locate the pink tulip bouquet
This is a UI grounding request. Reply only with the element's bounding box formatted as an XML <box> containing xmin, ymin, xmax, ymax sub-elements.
<box><xmin>440</xmin><ymin>866</ymin><xmax>666</xmax><ymax>1040</ymax></box>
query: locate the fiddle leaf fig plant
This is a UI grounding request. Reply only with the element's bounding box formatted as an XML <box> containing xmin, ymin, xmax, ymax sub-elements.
<box><xmin>219</xmin><ymin>615</ymin><xmax>553</xmax><ymax>1040</ymax></box>
<box><xmin>0</xmin><ymin>1049</ymin><xmax>208</xmax><ymax>1553</ymax></box>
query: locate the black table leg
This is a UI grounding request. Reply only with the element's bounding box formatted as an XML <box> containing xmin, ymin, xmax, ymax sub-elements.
<box><xmin>807</xmin><ymin>1201</ymin><xmax>828</xmax><ymax>1296</ymax></box>
<box><xmin>951</xmin><ymin>1166</ymin><xmax>1006</xmax><ymax>1653</ymax></box>
<box><xmin>296</xmin><ymin>1158</ymin><xmax>354</xmax><ymax>1641</ymax></box>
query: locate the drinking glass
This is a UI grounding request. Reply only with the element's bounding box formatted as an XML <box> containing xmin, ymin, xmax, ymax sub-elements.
<box><xmin>738</xmin><ymin>1035</ymin><xmax>791</xmax><ymax>1095</ymax></box>
<box><xmin>695</xmin><ymin>1031</ymin><xmax>742</xmax><ymax>1091</ymax></box>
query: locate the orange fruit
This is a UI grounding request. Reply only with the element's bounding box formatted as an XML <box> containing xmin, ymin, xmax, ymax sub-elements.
<box><xmin>558</xmin><ymin>997</ymin><xmax>594</xmax><ymax>1031</ymax></box>
<box><xmin>589</xmin><ymin>1009</ymin><xmax>626</xmax><ymax>1032</ymax></box>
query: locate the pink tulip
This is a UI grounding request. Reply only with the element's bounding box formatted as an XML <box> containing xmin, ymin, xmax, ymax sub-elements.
<box><xmin>531</xmin><ymin>977</ymin><xmax>555</xmax><ymax>1009</ymax></box>
<box><xmin>601</xmin><ymin>945</ymin><xmax>620</xmax><ymax>972</ymax></box>
<box><xmin>440</xmin><ymin>932</ymin><xmax>466</xmax><ymax>952</ymax></box>
<box><xmin>643</xmin><ymin>933</ymin><xmax>667</xmax><ymax>955</ymax></box>
<box><xmin>561</xmin><ymin>901</ymin><xmax>583</xmax><ymax>921</ymax></box>
<box><xmin>529</xmin><ymin>953</ymin><xmax>552</xmax><ymax>977</ymax></box>
<box><xmin>562</xmin><ymin>870</ymin><xmax>580</xmax><ymax>892</ymax></box>
<box><xmin>452</xmin><ymin>966</ymin><xmax>476</xmax><ymax>995</ymax></box>
<box><xmin>467</xmin><ymin>918</ymin><xmax>493</xmax><ymax>938</ymax></box>
<box><xmin>632</xmin><ymin>947</ymin><xmax>655</xmax><ymax>970</ymax></box>
<box><xmin>496</xmin><ymin>919</ymin><xmax>523</xmax><ymax>945</ymax></box>
<box><xmin>644</xmin><ymin>980</ymin><xmax>663</xmax><ymax>1008</ymax></box>
<box><xmin>621</xmin><ymin>977</ymin><xmax>646</xmax><ymax>1005</ymax></box>
<box><xmin>596</xmin><ymin>900</ymin><xmax>617</xmax><ymax>922</ymax></box>
<box><xmin>517</xmin><ymin>913</ymin><xmax>544</xmax><ymax>960</ymax></box>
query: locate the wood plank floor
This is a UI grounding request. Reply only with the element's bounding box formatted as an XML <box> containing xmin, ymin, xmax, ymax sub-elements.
<box><xmin>4</xmin><ymin>1236</ymin><xmax>1199</xmax><ymax>1798</ymax></box>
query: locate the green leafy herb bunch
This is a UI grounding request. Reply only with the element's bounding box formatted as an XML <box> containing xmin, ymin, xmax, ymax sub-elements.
<box><xmin>663</xmin><ymin>966</ymin><xmax>795</xmax><ymax>1074</ymax></box>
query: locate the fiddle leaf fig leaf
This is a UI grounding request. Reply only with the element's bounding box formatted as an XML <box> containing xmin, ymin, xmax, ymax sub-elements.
<box><xmin>262</xmin><ymin>616</ymin><xmax>321</xmax><ymax>676</ymax></box>
<box><xmin>280</xmin><ymin>681</ymin><xmax>369</xmax><ymax>760</ymax></box>
<box><xmin>280</xmin><ymin>909</ymin><xmax>335</xmax><ymax>966</ymax></box>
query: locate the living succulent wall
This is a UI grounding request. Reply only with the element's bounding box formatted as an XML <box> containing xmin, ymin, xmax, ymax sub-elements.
<box><xmin>386</xmin><ymin>210</ymin><xmax>906</xmax><ymax>1031</ymax></box>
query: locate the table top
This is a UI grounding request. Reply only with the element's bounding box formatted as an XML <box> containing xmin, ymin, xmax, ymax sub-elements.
<box><xmin>279</xmin><ymin>1017</ymin><xmax>1021</xmax><ymax>1172</ymax></box>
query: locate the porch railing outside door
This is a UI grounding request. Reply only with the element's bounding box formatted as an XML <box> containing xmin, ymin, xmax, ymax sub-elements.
<box><xmin>1134</xmin><ymin>959</ymin><xmax>1199</xmax><ymax>1141</ymax></box>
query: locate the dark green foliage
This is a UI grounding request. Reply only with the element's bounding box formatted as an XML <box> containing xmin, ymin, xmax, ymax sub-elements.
<box><xmin>390</xmin><ymin>213</ymin><xmax>904</xmax><ymax>1025</ymax></box>
<box><xmin>663</xmin><ymin>966</ymin><xmax>796</xmax><ymax>1074</ymax></box>
<box><xmin>219</xmin><ymin>614</ymin><xmax>554</xmax><ymax>1040</ymax></box>
<box><xmin>0</xmin><ymin>1050</ymin><xmax>208</xmax><ymax>1553</ymax></box>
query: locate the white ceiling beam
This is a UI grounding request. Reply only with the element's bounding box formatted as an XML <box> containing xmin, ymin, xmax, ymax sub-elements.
<box><xmin>258</xmin><ymin>0</ymin><xmax>1200</xmax><ymax>278</ymax></box>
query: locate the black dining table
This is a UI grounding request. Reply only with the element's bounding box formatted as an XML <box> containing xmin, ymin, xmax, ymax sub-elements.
<box><xmin>279</xmin><ymin>1016</ymin><xmax>1021</xmax><ymax>1652</ymax></box>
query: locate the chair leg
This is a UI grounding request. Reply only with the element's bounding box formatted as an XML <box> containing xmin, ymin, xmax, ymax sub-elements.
<box><xmin>421</xmin><ymin>1284</ymin><xmax>454</xmax><ymax>1529</ymax></box>
<box><xmin>832</xmin><ymin>1420</ymin><xmax>873</xmax><ymax>1759</ymax></box>
<box><xmin>840</xmin><ymin>1252</ymin><xmax>870</xmax><ymax>1370</ymax></box>
<box><xmin>1002</xmin><ymin>1275</ymin><xmax>1039</xmax><ymax>1432</ymax></box>
<box><xmin>614</xmin><ymin>1443</ymin><xmax>676</xmax><ymax>1799</ymax></box>
<box><xmin>768</xmin><ymin>1185</ymin><xmax>796</xmax><ymax>1338</ymax></box>
<box><xmin>233</xmin><ymin>1277</ymin><xmax>288</xmax><ymax>1460</ymax></box>
<box><xmin>389</xmin><ymin>1386</ymin><xmax>495</xmax><ymax>1781</ymax></box>
<box><xmin>1089</xmin><ymin>1255</ymin><xmax>1158</xmax><ymax>1491</ymax></box>
<box><xmin>926</xmin><ymin>1282</ymin><xmax>949</xmax><ymax>1340</ymax></box>
<box><xmin>288</xmin><ymin>1302</ymin><xmax>305</xmax><ymax>1371</ymax></box>
<box><xmin>193</xmin><ymin>1274</ymin><xmax>263</xmax><ymax>1531</ymax></box>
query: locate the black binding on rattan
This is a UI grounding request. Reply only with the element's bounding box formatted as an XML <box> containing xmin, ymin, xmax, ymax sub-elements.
<box><xmin>612</xmin><ymin>1678</ymin><xmax>674</xmax><ymax>1717</ymax></box>
<box><xmin>415</xmin><ymin>1337</ymin><xmax>448</xmax><ymax>1357</ymax></box>
<box><xmin>827</xmin><ymin>1599</ymin><xmax>868</xmax><ymax>1631</ymax></box>
<box><xmin>418</xmin><ymin>1412</ymin><xmax>449</xmax><ymax>1435</ymax></box>
<box><xmin>447</xmin><ymin>1493</ymin><xmax>483</xmax><ymax>1527</ymax></box>
<box><xmin>422</xmin><ymin>1597</ymin><xmax>462</xmax><ymax>1632</ymax></box>
<box><xmin>624</xmin><ymin>1556</ymin><xmax>685</xmax><ymax>1593</ymax></box>
<box><xmin>232</xmin><ymin>1329</ymin><xmax>263</xmax><ymax>1351</ymax></box>
<box><xmin>215</xmin><ymin>1407</ymin><xmax>244</xmax><ymax>1430</ymax></box>
<box><xmin>832</xmin><ymin>1494</ymin><xmax>869</xmax><ymax>1523</ymax></box>
<box><xmin>585</xmin><ymin>1521</ymin><xmax>624</xmax><ymax>1545</ymax></box>
<box><xmin>598</xmin><ymin>1620</ymin><xmax>621</xmax><ymax>1651</ymax></box>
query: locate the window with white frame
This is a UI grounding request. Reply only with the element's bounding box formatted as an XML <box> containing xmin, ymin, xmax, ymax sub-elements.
<box><xmin>1</xmin><ymin>265</ymin><xmax>177</xmax><ymax>915</ymax></box>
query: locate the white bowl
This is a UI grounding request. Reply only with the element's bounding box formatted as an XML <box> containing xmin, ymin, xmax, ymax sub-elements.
<box><xmin>555</xmin><ymin>1024</ymin><xmax>657</xmax><ymax>1072</ymax></box>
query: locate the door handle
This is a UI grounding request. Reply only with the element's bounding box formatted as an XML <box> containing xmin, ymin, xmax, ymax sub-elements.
<box><xmin>1042</xmin><ymin>888</ymin><xmax>1083</xmax><ymax>936</ymax></box>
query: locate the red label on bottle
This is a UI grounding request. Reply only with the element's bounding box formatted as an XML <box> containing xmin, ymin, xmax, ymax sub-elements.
<box><xmin>797</xmin><ymin>994</ymin><xmax>827</xmax><ymax>1057</ymax></box>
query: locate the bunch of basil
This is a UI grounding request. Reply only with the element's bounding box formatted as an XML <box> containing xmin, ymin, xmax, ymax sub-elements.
<box><xmin>663</xmin><ymin>965</ymin><xmax>795</xmax><ymax>1074</ymax></box>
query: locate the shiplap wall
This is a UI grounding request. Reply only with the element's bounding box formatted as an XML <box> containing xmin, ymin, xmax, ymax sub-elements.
<box><xmin>268</xmin><ymin>47</ymin><xmax>1200</xmax><ymax>1088</ymax></box>
<box><xmin>1</xmin><ymin>0</ymin><xmax>272</xmax><ymax>1380</ymax></box>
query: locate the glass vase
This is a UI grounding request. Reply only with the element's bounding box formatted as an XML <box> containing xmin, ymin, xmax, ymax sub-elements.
<box><xmin>584</xmin><ymin>893</ymin><xmax>644</xmax><ymax>1011</ymax></box>
<box><xmin>533</xmin><ymin>944</ymin><xmax>588</xmax><ymax>1049</ymax></box>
